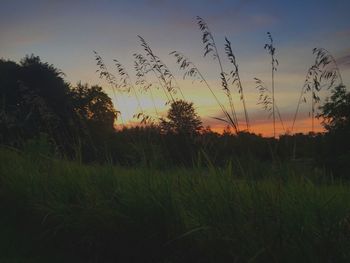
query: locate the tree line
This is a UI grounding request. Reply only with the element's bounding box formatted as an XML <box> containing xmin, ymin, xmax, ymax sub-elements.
<box><xmin>0</xmin><ymin>55</ymin><xmax>349</xmax><ymax>176</ymax></box>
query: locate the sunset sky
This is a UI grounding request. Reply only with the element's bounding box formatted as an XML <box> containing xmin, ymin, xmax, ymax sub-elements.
<box><xmin>1</xmin><ymin>0</ymin><xmax>349</xmax><ymax>136</ymax></box>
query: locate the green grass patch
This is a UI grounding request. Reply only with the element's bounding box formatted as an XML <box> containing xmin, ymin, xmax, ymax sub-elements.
<box><xmin>0</xmin><ymin>147</ymin><xmax>350</xmax><ymax>262</ymax></box>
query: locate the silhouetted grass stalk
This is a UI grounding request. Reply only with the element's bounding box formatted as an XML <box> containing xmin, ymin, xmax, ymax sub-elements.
<box><xmin>170</xmin><ymin>51</ymin><xmax>237</xmax><ymax>129</ymax></box>
<box><xmin>196</xmin><ymin>16</ymin><xmax>239</xmax><ymax>133</ymax></box>
<box><xmin>93</xmin><ymin>51</ymin><xmax>125</xmax><ymax>125</ymax></box>
<box><xmin>255</xmin><ymin>78</ymin><xmax>285</xmax><ymax>134</ymax></box>
<box><xmin>134</xmin><ymin>53</ymin><xmax>172</xmax><ymax>104</ymax></box>
<box><xmin>264</xmin><ymin>32</ymin><xmax>278</xmax><ymax>138</ymax></box>
<box><xmin>138</xmin><ymin>36</ymin><xmax>185</xmax><ymax>103</ymax></box>
<box><xmin>291</xmin><ymin>48</ymin><xmax>343</xmax><ymax>133</ymax></box>
<box><xmin>134</xmin><ymin>56</ymin><xmax>160</xmax><ymax>118</ymax></box>
<box><xmin>224</xmin><ymin>37</ymin><xmax>250</xmax><ymax>131</ymax></box>
<box><xmin>114</xmin><ymin>59</ymin><xmax>151</xmax><ymax>124</ymax></box>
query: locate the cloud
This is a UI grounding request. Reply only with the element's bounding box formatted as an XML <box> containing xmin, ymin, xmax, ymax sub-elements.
<box><xmin>146</xmin><ymin>0</ymin><xmax>276</xmax><ymax>36</ymax></box>
<box><xmin>145</xmin><ymin>0</ymin><xmax>167</xmax><ymax>6</ymax></box>
<box><xmin>337</xmin><ymin>54</ymin><xmax>350</xmax><ymax>69</ymax></box>
<box><xmin>335</xmin><ymin>29</ymin><xmax>350</xmax><ymax>38</ymax></box>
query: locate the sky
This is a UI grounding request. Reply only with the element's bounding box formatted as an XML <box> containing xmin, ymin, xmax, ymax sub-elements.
<box><xmin>1</xmin><ymin>0</ymin><xmax>349</xmax><ymax>136</ymax></box>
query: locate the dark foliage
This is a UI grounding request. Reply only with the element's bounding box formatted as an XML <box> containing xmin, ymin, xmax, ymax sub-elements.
<box><xmin>0</xmin><ymin>55</ymin><xmax>78</xmax><ymax>153</ymax></box>
<box><xmin>318</xmin><ymin>85</ymin><xmax>350</xmax><ymax>175</ymax></box>
<box><xmin>0</xmin><ymin>56</ymin><xmax>117</xmax><ymax>159</ymax></box>
<box><xmin>1</xmin><ymin>55</ymin><xmax>349</xmax><ymax>176</ymax></box>
<box><xmin>160</xmin><ymin>100</ymin><xmax>203</xmax><ymax>136</ymax></box>
<box><xmin>71</xmin><ymin>82</ymin><xmax>118</xmax><ymax>133</ymax></box>
<box><xmin>319</xmin><ymin>85</ymin><xmax>350</xmax><ymax>132</ymax></box>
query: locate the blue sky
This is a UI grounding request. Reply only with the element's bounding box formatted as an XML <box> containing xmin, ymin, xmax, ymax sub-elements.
<box><xmin>1</xmin><ymin>0</ymin><xmax>349</xmax><ymax>134</ymax></box>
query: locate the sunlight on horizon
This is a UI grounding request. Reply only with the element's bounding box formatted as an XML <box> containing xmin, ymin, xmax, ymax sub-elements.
<box><xmin>1</xmin><ymin>0</ymin><xmax>348</xmax><ymax>136</ymax></box>
<box><xmin>106</xmin><ymin>82</ymin><xmax>325</xmax><ymax>137</ymax></box>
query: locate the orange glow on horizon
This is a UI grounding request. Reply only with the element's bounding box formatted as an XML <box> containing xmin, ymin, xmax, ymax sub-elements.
<box><xmin>114</xmin><ymin>116</ymin><xmax>325</xmax><ymax>137</ymax></box>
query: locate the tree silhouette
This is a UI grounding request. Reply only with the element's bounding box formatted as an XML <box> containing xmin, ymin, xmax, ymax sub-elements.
<box><xmin>319</xmin><ymin>85</ymin><xmax>350</xmax><ymax>132</ymax></box>
<box><xmin>0</xmin><ymin>55</ymin><xmax>77</xmax><ymax>148</ymax></box>
<box><xmin>0</xmin><ymin>55</ymin><xmax>118</xmax><ymax>158</ymax></box>
<box><xmin>160</xmin><ymin>100</ymin><xmax>202</xmax><ymax>135</ymax></box>
<box><xmin>71</xmin><ymin>82</ymin><xmax>118</xmax><ymax>133</ymax></box>
<box><xmin>318</xmin><ymin>84</ymin><xmax>350</xmax><ymax>176</ymax></box>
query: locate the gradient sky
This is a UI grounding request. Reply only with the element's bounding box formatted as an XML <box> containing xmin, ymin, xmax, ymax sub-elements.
<box><xmin>1</xmin><ymin>0</ymin><xmax>349</xmax><ymax>136</ymax></box>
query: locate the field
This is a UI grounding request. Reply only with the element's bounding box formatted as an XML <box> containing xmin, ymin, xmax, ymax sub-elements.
<box><xmin>1</xmin><ymin>1</ymin><xmax>350</xmax><ymax>262</ymax></box>
<box><xmin>1</xmin><ymin>147</ymin><xmax>350</xmax><ymax>263</ymax></box>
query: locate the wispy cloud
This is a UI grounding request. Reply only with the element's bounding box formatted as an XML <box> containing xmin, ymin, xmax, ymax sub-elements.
<box><xmin>335</xmin><ymin>29</ymin><xmax>350</xmax><ymax>38</ymax></box>
<box><xmin>337</xmin><ymin>53</ymin><xmax>350</xmax><ymax>69</ymax></box>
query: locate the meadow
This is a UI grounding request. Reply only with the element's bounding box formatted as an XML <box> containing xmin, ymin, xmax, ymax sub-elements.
<box><xmin>1</xmin><ymin>146</ymin><xmax>350</xmax><ymax>262</ymax></box>
<box><xmin>1</xmin><ymin>13</ymin><xmax>350</xmax><ymax>262</ymax></box>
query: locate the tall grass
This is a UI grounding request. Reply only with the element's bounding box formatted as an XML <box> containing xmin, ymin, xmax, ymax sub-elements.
<box><xmin>134</xmin><ymin>54</ymin><xmax>160</xmax><ymax>119</ymax></box>
<box><xmin>94</xmin><ymin>50</ymin><xmax>125</xmax><ymax>125</ymax></box>
<box><xmin>264</xmin><ymin>32</ymin><xmax>278</xmax><ymax>138</ymax></box>
<box><xmin>255</xmin><ymin>78</ymin><xmax>286</xmax><ymax>133</ymax></box>
<box><xmin>224</xmin><ymin>37</ymin><xmax>250</xmax><ymax>131</ymax></box>
<box><xmin>138</xmin><ymin>35</ymin><xmax>185</xmax><ymax>102</ymax></box>
<box><xmin>134</xmin><ymin>52</ymin><xmax>173</xmax><ymax>105</ymax></box>
<box><xmin>196</xmin><ymin>16</ymin><xmax>240</xmax><ymax>133</ymax></box>
<box><xmin>170</xmin><ymin>51</ymin><xmax>236</xmax><ymax>130</ymax></box>
<box><xmin>1</xmin><ymin>147</ymin><xmax>350</xmax><ymax>262</ymax></box>
<box><xmin>113</xmin><ymin>59</ymin><xmax>151</xmax><ymax>123</ymax></box>
<box><xmin>292</xmin><ymin>48</ymin><xmax>343</xmax><ymax>133</ymax></box>
<box><xmin>93</xmin><ymin>17</ymin><xmax>345</xmax><ymax>136</ymax></box>
<box><xmin>94</xmin><ymin>36</ymin><xmax>189</xmax><ymax>126</ymax></box>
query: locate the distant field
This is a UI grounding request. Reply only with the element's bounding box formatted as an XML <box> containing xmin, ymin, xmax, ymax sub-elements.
<box><xmin>0</xmin><ymin>147</ymin><xmax>349</xmax><ymax>263</ymax></box>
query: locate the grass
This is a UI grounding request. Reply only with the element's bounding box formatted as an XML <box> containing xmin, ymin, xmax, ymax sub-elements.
<box><xmin>1</xmin><ymin>147</ymin><xmax>350</xmax><ymax>262</ymax></box>
<box><xmin>93</xmin><ymin>16</ymin><xmax>344</xmax><ymax>137</ymax></box>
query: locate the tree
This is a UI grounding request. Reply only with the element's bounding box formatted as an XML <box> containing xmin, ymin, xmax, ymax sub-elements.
<box><xmin>0</xmin><ymin>56</ymin><xmax>118</xmax><ymax>159</ymax></box>
<box><xmin>70</xmin><ymin>82</ymin><xmax>118</xmax><ymax>134</ymax></box>
<box><xmin>318</xmin><ymin>84</ymin><xmax>350</xmax><ymax>176</ymax></box>
<box><xmin>160</xmin><ymin>100</ymin><xmax>202</xmax><ymax>135</ymax></box>
<box><xmin>0</xmin><ymin>55</ymin><xmax>78</xmax><ymax>148</ymax></box>
<box><xmin>319</xmin><ymin>85</ymin><xmax>350</xmax><ymax>133</ymax></box>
